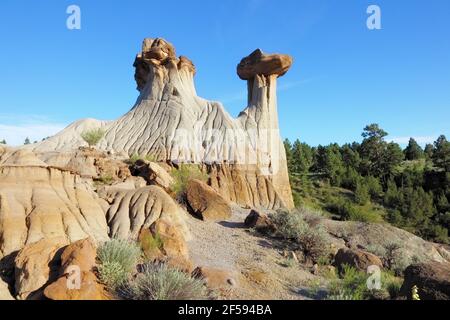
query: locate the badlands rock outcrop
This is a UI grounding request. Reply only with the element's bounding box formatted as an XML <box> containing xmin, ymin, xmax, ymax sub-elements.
<box><xmin>14</xmin><ymin>237</ymin><xmax>66</xmax><ymax>300</ymax></box>
<box><xmin>43</xmin><ymin>238</ymin><xmax>107</xmax><ymax>300</ymax></box>
<box><xmin>103</xmin><ymin>185</ymin><xmax>189</xmax><ymax>241</ymax></box>
<box><xmin>0</xmin><ymin>148</ymin><xmax>109</xmax><ymax>264</ymax></box>
<box><xmin>31</xmin><ymin>37</ymin><xmax>295</xmax><ymax>210</ymax></box>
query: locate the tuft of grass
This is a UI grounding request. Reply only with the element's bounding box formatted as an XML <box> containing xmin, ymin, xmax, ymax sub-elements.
<box><xmin>139</xmin><ymin>229</ymin><xmax>164</xmax><ymax>261</ymax></box>
<box><xmin>119</xmin><ymin>263</ymin><xmax>209</xmax><ymax>300</ymax></box>
<box><xmin>97</xmin><ymin>239</ymin><xmax>141</xmax><ymax>289</ymax></box>
<box><xmin>170</xmin><ymin>164</ymin><xmax>208</xmax><ymax>200</ymax></box>
<box><xmin>279</xmin><ymin>257</ymin><xmax>297</xmax><ymax>268</ymax></box>
<box><xmin>81</xmin><ymin>128</ymin><xmax>105</xmax><ymax>147</ymax></box>
<box><xmin>95</xmin><ymin>174</ymin><xmax>114</xmax><ymax>186</ymax></box>
<box><xmin>129</xmin><ymin>153</ymin><xmax>158</xmax><ymax>165</ymax></box>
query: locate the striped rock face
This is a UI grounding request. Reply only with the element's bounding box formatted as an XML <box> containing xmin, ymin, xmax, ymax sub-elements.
<box><xmin>31</xmin><ymin>38</ymin><xmax>295</xmax><ymax>210</ymax></box>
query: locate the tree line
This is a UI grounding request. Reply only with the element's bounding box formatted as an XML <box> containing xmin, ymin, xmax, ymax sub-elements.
<box><xmin>284</xmin><ymin>124</ymin><xmax>450</xmax><ymax>243</ymax></box>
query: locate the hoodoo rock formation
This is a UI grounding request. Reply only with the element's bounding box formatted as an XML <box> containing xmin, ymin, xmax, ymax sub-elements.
<box><xmin>31</xmin><ymin>38</ymin><xmax>294</xmax><ymax>210</ymax></box>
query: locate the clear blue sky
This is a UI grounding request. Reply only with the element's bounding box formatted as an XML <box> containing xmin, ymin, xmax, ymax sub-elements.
<box><xmin>0</xmin><ymin>0</ymin><xmax>449</xmax><ymax>146</ymax></box>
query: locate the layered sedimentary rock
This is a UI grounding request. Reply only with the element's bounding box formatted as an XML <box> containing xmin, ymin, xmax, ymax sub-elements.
<box><xmin>0</xmin><ymin>150</ymin><xmax>109</xmax><ymax>262</ymax></box>
<box><xmin>102</xmin><ymin>185</ymin><xmax>189</xmax><ymax>240</ymax></box>
<box><xmin>32</xmin><ymin>38</ymin><xmax>294</xmax><ymax>210</ymax></box>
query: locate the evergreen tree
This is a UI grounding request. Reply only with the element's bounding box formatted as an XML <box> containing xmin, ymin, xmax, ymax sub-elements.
<box><xmin>384</xmin><ymin>179</ymin><xmax>401</xmax><ymax>208</ymax></box>
<box><xmin>424</xmin><ymin>143</ymin><xmax>434</xmax><ymax>160</ymax></box>
<box><xmin>381</xmin><ymin>142</ymin><xmax>404</xmax><ymax>181</ymax></box>
<box><xmin>314</xmin><ymin>144</ymin><xmax>344</xmax><ymax>185</ymax></box>
<box><xmin>24</xmin><ymin>137</ymin><xmax>31</xmax><ymax>145</ymax></box>
<box><xmin>292</xmin><ymin>140</ymin><xmax>313</xmax><ymax>174</ymax></box>
<box><xmin>404</xmin><ymin>138</ymin><xmax>424</xmax><ymax>160</ymax></box>
<box><xmin>359</xmin><ymin>124</ymin><xmax>389</xmax><ymax>177</ymax></box>
<box><xmin>341</xmin><ymin>167</ymin><xmax>360</xmax><ymax>191</ymax></box>
<box><xmin>433</xmin><ymin>135</ymin><xmax>450</xmax><ymax>171</ymax></box>
<box><xmin>341</xmin><ymin>144</ymin><xmax>361</xmax><ymax>169</ymax></box>
<box><xmin>0</xmin><ymin>139</ymin><xmax>6</xmax><ymax>144</ymax></box>
<box><xmin>355</xmin><ymin>181</ymin><xmax>370</xmax><ymax>205</ymax></box>
<box><xmin>365</xmin><ymin>176</ymin><xmax>383</xmax><ymax>199</ymax></box>
<box><xmin>283</xmin><ymin>139</ymin><xmax>293</xmax><ymax>172</ymax></box>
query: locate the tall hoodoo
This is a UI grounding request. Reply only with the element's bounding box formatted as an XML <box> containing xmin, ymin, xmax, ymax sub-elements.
<box><xmin>32</xmin><ymin>38</ymin><xmax>295</xmax><ymax>209</ymax></box>
<box><xmin>237</xmin><ymin>49</ymin><xmax>294</xmax><ymax>209</ymax></box>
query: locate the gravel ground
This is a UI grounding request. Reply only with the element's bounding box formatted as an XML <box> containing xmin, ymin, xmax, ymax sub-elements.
<box><xmin>185</xmin><ymin>205</ymin><xmax>317</xmax><ymax>300</ymax></box>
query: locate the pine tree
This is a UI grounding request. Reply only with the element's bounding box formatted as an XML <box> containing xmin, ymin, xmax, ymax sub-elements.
<box><xmin>24</xmin><ymin>137</ymin><xmax>31</xmax><ymax>145</ymax></box>
<box><xmin>355</xmin><ymin>181</ymin><xmax>370</xmax><ymax>205</ymax></box>
<box><xmin>404</xmin><ymin>138</ymin><xmax>424</xmax><ymax>160</ymax></box>
<box><xmin>433</xmin><ymin>135</ymin><xmax>450</xmax><ymax>171</ymax></box>
<box><xmin>424</xmin><ymin>143</ymin><xmax>434</xmax><ymax>160</ymax></box>
<box><xmin>283</xmin><ymin>139</ymin><xmax>293</xmax><ymax>172</ymax></box>
<box><xmin>292</xmin><ymin>140</ymin><xmax>313</xmax><ymax>174</ymax></box>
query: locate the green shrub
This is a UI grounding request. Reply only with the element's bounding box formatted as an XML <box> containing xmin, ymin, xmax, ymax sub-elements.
<box><xmin>365</xmin><ymin>241</ymin><xmax>425</xmax><ymax>276</ymax></box>
<box><xmin>98</xmin><ymin>261</ymin><xmax>129</xmax><ymax>289</ymax></box>
<box><xmin>269</xmin><ymin>210</ymin><xmax>308</xmax><ymax>240</ymax></box>
<box><xmin>325</xmin><ymin>197</ymin><xmax>382</xmax><ymax>223</ymax></box>
<box><xmin>365</xmin><ymin>176</ymin><xmax>383</xmax><ymax>199</ymax></box>
<box><xmin>129</xmin><ymin>153</ymin><xmax>158</xmax><ymax>165</ymax></box>
<box><xmin>120</xmin><ymin>263</ymin><xmax>209</xmax><ymax>300</ymax></box>
<box><xmin>97</xmin><ymin>239</ymin><xmax>141</xmax><ymax>289</ymax></box>
<box><xmin>383</xmin><ymin>272</ymin><xmax>403</xmax><ymax>299</ymax></box>
<box><xmin>81</xmin><ymin>128</ymin><xmax>105</xmax><ymax>147</ymax></box>
<box><xmin>96</xmin><ymin>174</ymin><xmax>114</xmax><ymax>185</ymax></box>
<box><xmin>268</xmin><ymin>210</ymin><xmax>331</xmax><ymax>263</ymax></box>
<box><xmin>327</xmin><ymin>265</ymin><xmax>398</xmax><ymax>300</ymax></box>
<box><xmin>355</xmin><ymin>182</ymin><xmax>370</xmax><ymax>205</ymax></box>
<box><xmin>279</xmin><ymin>257</ymin><xmax>298</xmax><ymax>268</ymax></box>
<box><xmin>170</xmin><ymin>164</ymin><xmax>208</xmax><ymax>200</ymax></box>
<box><xmin>292</xmin><ymin>191</ymin><xmax>303</xmax><ymax>208</ymax></box>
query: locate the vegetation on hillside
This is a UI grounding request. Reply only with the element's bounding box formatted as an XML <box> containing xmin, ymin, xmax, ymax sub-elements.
<box><xmin>81</xmin><ymin>128</ymin><xmax>105</xmax><ymax>147</ymax></box>
<box><xmin>284</xmin><ymin>124</ymin><xmax>450</xmax><ymax>244</ymax></box>
<box><xmin>170</xmin><ymin>164</ymin><xmax>208</xmax><ymax>200</ymax></box>
<box><xmin>96</xmin><ymin>239</ymin><xmax>210</xmax><ymax>300</ymax></box>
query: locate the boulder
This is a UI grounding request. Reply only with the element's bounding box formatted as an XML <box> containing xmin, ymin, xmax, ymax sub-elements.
<box><xmin>43</xmin><ymin>238</ymin><xmax>107</xmax><ymax>300</ymax></box>
<box><xmin>150</xmin><ymin>219</ymin><xmax>192</xmax><ymax>272</ymax></box>
<box><xmin>237</xmin><ymin>49</ymin><xmax>293</xmax><ymax>80</ymax></box>
<box><xmin>0</xmin><ymin>279</ymin><xmax>13</xmax><ymax>300</ymax></box>
<box><xmin>186</xmin><ymin>179</ymin><xmax>232</xmax><ymax>222</ymax></box>
<box><xmin>130</xmin><ymin>160</ymin><xmax>174</xmax><ymax>190</ymax></box>
<box><xmin>400</xmin><ymin>262</ymin><xmax>450</xmax><ymax>300</ymax></box>
<box><xmin>14</xmin><ymin>237</ymin><xmax>67</xmax><ymax>300</ymax></box>
<box><xmin>334</xmin><ymin>248</ymin><xmax>383</xmax><ymax>273</ymax></box>
<box><xmin>323</xmin><ymin>220</ymin><xmax>449</xmax><ymax>264</ymax></box>
<box><xmin>244</xmin><ymin>210</ymin><xmax>275</xmax><ymax>232</ymax></box>
<box><xmin>105</xmin><ymin>185</ymin><xmax>189</xmax><ymax>240</ymax></box>
<box><xmin>192</xmin><ymin>266</ymin><xmax>239</xmax><ymax>290</ymax></box>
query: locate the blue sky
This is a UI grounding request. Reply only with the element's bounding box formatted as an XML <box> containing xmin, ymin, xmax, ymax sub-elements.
<box><xmin>0</xmin><ymin>0</ymin><xmax>449</xmax><ymax>146</ymax></box>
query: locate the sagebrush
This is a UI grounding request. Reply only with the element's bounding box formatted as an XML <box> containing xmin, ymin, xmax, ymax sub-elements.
<box><xmin>97</xmin><ymin>239</ymin><xmax>141</xmax><ymax>289</ymax></box>
<box><xmin>119</xmin><ymin>263</ymin><xmax>209</xmax><ymax>300</ymax></box>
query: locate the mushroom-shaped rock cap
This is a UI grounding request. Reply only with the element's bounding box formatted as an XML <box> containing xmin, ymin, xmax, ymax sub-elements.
<box><xmin>141</xmin><ymin>38</ymin><xmax>177</xmax><ymax>62</ymax></box>
<box><xmin>237</xmin><ymin>49</ymin><xmax>293</xmax><ymax>80</ymax></box>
